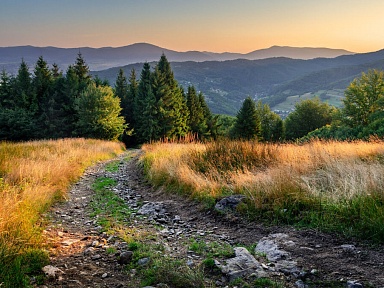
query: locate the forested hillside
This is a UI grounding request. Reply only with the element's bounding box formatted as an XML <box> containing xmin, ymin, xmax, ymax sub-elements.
<box><xmin>94</xmin><ymin>49</ymin><xmax>384</xmax><ymax>115</ymax></box>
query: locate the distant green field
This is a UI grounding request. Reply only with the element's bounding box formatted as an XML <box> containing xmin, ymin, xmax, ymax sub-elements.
<box><xmin>272</xmin><ymin>89</ymin><xmax>345</xmax><ymax>111</ymax></box>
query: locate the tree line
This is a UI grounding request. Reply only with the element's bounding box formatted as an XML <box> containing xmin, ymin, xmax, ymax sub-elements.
<box><xmin>0</xmin><ymin>53</ymin><xmax>125</xmax><ymax>141</ymax></box>
<box><xmin>0</xmin><ymin>54</ymin><xmax>217</xmax><ymax>143</ymax></box>
<box><xmin>1</xmin><ymin>52</ymin><xmax>383</xmax><ymax>143</ymax></box>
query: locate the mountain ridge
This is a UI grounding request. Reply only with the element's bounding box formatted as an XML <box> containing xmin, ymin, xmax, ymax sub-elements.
<box><xmin>0</xmin><ymin>43</ymin><xmax>354</xmax><ymax>74</ymax></box>
<box><xmin>92</xmin><ymin>48</ymin><xmax>384</xmax><ymax>115</ymax></box>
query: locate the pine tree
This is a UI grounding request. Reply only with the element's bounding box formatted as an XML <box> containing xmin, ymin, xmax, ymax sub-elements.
<box><xmin>127</xmin><ymin>68</ymin><xmax>138</xmax><ymax>126</ymax></box>
<box><xmin>59</xmin><ymin>65</ymin><xmax>80</xmax><ymax>136</ymax></box>
<box><xmin>33</xmin><ymin>56</ymin><xmax>52</xmax><ymax>113</ymax></box>
<box><xmin>74</xmin><ymin>52</ymin><xmax>91</xmax><ymax>91</ymax></box>
<box><xmin>13</xmin><ymin>60</ymin><xmax>35</xmax><ymax>111</ymax></box>
<box><xmin>51</xmin><ymin>63</ymin><xmax>62</xmax><ymax>79</ymax></box>
<box><xmin>135</xmin><ymin>62</ymin><xmax>159</xmax><ymax>142</ymax></box>
<box><xmin>198</xmin><ymin>91</ymin><xmax>218</xmax><ymax>139</ymax></box>
<box><xmin>186</xmin><ymin>86</ymin><xmax>206</xmax><ymax>137</ymax></box>
<box><xmin>0</xmin><ymin>67</ymin><xmax>36</xmax><ymax>141</ymax></box>
<box><xmin>231</xmin><ymin>97</ymin><xmax>262</xmax><ymax>140</ymax></box>
<box><xmin>153</xmin><ymin>54</ymin><xmax>188</xmax><ymax>139</ymax></box>
<box><xmin>44</xmin><ymin>65</ymin><xmax>69</xmax><ymax>138</ymax></box>
<box><xmin>0</xmin><ymin>70</ymin><xmax>13</xmax><ymax>108</ymax></box>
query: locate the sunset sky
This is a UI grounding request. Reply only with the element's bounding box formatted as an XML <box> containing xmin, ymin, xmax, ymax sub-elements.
<box><xmin>1</xmin><ymin>0</ymin><xmax>383</xmax><ymax>53</ymax></box>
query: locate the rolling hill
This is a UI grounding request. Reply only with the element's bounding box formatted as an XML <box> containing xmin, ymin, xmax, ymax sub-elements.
<box><xmin>93</xmin><ymin>49</ymin><xmax>384</xmax><ymax>115</ymax></box>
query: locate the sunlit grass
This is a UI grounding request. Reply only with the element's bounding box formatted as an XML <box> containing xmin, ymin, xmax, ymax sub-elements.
<box><xmin>141</xmin><ymin>140</ymin><xmax>384</xmax><ymax>242</ymax></box>
<box><xmin>0</xmin><ymin>138</ymin><xmax>124</xmax><ymax>287</ymax></box>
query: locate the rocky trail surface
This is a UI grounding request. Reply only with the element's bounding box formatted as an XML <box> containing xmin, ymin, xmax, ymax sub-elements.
<box><xmin>38</xmin><ymin>150</ymin><xmax>384</xmax><ymax>288</ymax></box>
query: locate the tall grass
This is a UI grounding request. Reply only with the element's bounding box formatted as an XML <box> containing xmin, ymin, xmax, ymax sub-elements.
<box><xmin>0</xmin><ymin>138</ymin><xmax>124</xmax><ymax>287</ymax></box>
<box><xmin>141</xmin><ymin>140</ymin><xmax>384</xmax><ymax>242</ymax></box>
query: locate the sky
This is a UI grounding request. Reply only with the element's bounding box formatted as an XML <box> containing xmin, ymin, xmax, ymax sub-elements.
<box><xmin>1</xmin><ymin>0</ymin><xmax>384</xmax><ymax>53</ymax></box>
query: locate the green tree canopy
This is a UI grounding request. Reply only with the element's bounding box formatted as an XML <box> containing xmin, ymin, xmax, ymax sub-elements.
<box><xmin>343</xmin><ymin>69</ymin><xmax>384</xmax><ymax>127</ymax></box>
<box><xmin>75</xmin><ymin>84</ymin><xmax>127</xmax><ymax>140</ymax></box>
<box><xmin>284</xmin><ymin>98</ymin><xmax>335</xmax><ymax>140</ymax></box>
<box><xmin>256</xmin><ymin>101</ymin><xmax>284</xmax><ymax>142</ymax></box>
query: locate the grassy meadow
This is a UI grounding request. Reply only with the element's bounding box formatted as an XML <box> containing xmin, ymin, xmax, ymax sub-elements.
<box><xmin>141</xmin><ymin>139</ymin><xmax>384</xmax><ymax>243</ymax></box>
<box><xmin>0</xmin><ymin>138</ymin><xmax>124</xmax><ymax>287</ymax></box>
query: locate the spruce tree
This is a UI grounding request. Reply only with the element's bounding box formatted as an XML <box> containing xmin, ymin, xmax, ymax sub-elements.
<box><xmin>186</xmin><ymin>86</ymin><xmax>206</xmax><ymax>137</ymax></box>
<box><xmin>74</xmin><ymin>52</ymin><xmax>91</xmax><ymax>91</ymax></box>
<box><xmin>33</xmin><ymin>56</ymin><xmax>53</xmax><ymax>114</ymax></box>
<box><xmin>198</xmin><ymin>91</ymin><xmax>218</xmax><ymax>139</ymax></box>
<box><xmin>127</xmin><ymin>68</ymin><xmax>138</xmax><ymax>127</ymax></box>
<box><xmin>45</xmin><ymin>65</ymin><xmax>69</xmax><ymax>138</ymax></box>
<box><xmin>153</xmin><ymin>54</ymin><xmax>188</xmax><ymax>139</ymax></box>
<box><xmin>231</xmin><ymin>97</ymin><xmax>262</xmax><ymax>140</ymax></box>
<box><xmin>0</xmin><ymin>70</ymin><xmax>13</xmax><ymax>108</ymax></box>
<box><xmin>14</xmin><ymin>60</ymin><xmax>35</xmax><ymax>111</ymax></box>
<box><xmin>0</xmin><ymin>67</ymin><xmax>36</xmax><ymax>140</ymax></box>
<box><xmin>135</xmin><ymin>62</ymin><xmax>159</xmax><ymax>142</ymax></box>
<box><xmin>57</xmin><ymin>65</ymin><xmax>80</xmax><ymax>137</ymax></box>
<box><xmin>115</xmin><ymin>69</ymin><xmax>128</xmax><ymax>101</ymax></box>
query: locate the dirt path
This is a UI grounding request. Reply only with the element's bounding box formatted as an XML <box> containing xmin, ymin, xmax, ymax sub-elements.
<box><xmin>39</xmin><ymin>150</ymin><xmax>384</xmax><ymax>288</ymax></box>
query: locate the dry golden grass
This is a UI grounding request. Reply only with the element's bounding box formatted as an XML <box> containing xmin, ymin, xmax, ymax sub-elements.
<box><xmin>142</xmin><ymin>139</ymin><xmax>384</xmax><ymax>241</ymax></box>
<box><xmin>0</xmin><ymin>138</ymin><xmax>124</xmax><ymax>250</ymax></box>
<box><xmin>142</xmin><ymin>139</ymin><xmax>384</xmax><ymax>204</ymax></box>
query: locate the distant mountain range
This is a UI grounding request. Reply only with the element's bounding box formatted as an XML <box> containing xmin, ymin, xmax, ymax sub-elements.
<box><xmin>2</xmin><ymin>43</ymin><xmax>383</xmax><ymax>116</ymax></box>
<box><xmin>93</xmin><ymin>48</ymin><xmax>384</xmax><ymax>115</ymax></box>
<box><xmin>0</xmin><ymin>43</ymin><xmax>354</xmax><ymax>74</ymax></box>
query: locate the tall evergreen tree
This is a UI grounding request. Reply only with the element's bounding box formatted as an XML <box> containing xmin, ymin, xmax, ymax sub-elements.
<box><xmin>13</xmin><ymin>60</ymin><xmax>35</xmax><ymax>111</ymax></box>
<box><xmin>33</xmin><ymin>56</ymin><xmax>52</xmax><ymax>113</ymax></box>
<box><xmin>115</xmin><ymin>69</ymin><xmax>128</xmax><ymax>101</ymax></box>
<box><xmin>74</xmin><ymin>52</ymin><xmax>91</xmax><ymax>91</ymax></box>
<box><xmin>153</xmin><ymin>54</ymin><xmax>188</xmax><ymax>138</ymax></box>
<box><xmin>0</xmin><ymin>68</ymin><xmax>37</xmax><ymax>140</ymax></box>
<box><xmin>231</xmin><ymin>97</ymin><xmax>262</xmax><ymax>140</ymax></box>
<box><xmin>0</xmin><ymin>70</ymin><xmax>13</xmax><ymax>108</ymax></box>
<box><xmin>198</xmin><ymin>92</ymin><xmax>219</xmax><ymax>139</ymax></box>
<box><xmin>186</xmin><ymin>86</ymin><xmax>207</xmax><ymax>137</ymax></box>
<box><xmin>135</xmin><ymin>63</ymin><xmax>159</xmax><ymax>142</ymax></box>
<box><xmin>44</xmin><ymin>65</ymin><xmax>69</xmax><ymax>138</ymax></box>
<box><xmin>127</xmin><ymin>68</ymin><xmax>138</xmax><ymax>127</ymax></box>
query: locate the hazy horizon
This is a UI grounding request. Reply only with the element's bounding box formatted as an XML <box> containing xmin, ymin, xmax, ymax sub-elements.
<box><xmin>1</xmin><ymin>0</ymin><xmax>384</xmax><ymax>54</ymax></box>
<box><xmin>0</xmin><ymin>42</ymin><xmax>359</xmax><ymax>54</ymax></box>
